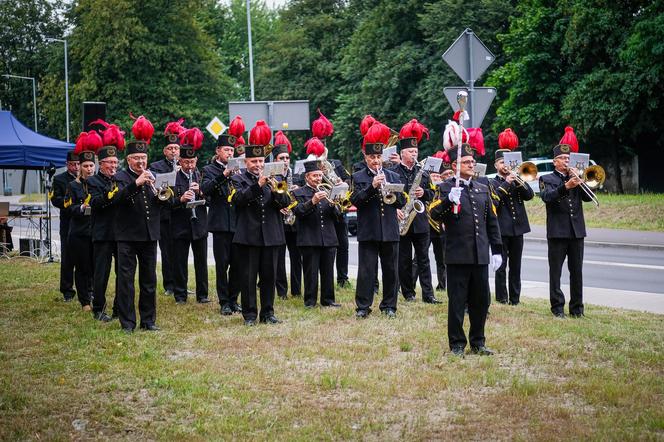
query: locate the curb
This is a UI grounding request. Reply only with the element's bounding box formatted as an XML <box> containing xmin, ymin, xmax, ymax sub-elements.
<box><xmin>524</xmin><ymin>236</ymin><xmax>664</xmax><ymax>251</ymax></box>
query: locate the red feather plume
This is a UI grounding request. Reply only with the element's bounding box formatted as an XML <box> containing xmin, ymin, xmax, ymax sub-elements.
<box><xmin>130</xmin><ymin>113</ymin><xmax>154</xmax><ymax>144</ymax></box>
<box><xmin>467</xmin><ymin>128</ymin><xmax>485</xmax><ymax>156</ymax></box>
<box><xmin>234</xmin><ymin>135</ymin><xmax>245</xmax><ymax>147</ymax></box>
<box><xmin>73</xmin><ymin>132</ymin><xmax>88</xmax><ymax>154</ymax></box>
<box><xmin>164</xmin><ymin>118</ymin><xmax>186</xmax><ymax>136</ymax></box>
<box><xmin>229</xmin><ymin>116</ymin><xmax>245</xmax><ymax>138</ymax></box>
<box><xmin>274</xmin><ymin>130</ymin><xmax>292</xmax><ymax>153</ymax></box>
<box><xmin>74</xmin><ymin>130</ymin><xmax>103</xmax><ymax>154</ymax></box>
<box><xmin>179</xmin><ymin>128</ymin><xmax>204</xmax><ymax>150</ymax></box>
<box><xmin>249</xmin><ymin>120</ymin><xmax>272</xmax><ymax>146</ymax></box>
<box><xmin>399</xmin><ymin>119</ymin><xmax>430</xmax><ymax>143</ymax></box>
<box><xmin>360</xmin><ymin>115</ymin><xmax>377</xmax><ymax>137</ymax></box>
<box><xmin>90</xmin><ymin>119</ymin><xmax>126</xmax><ymax>151</ymax></box>
<box><xmin>498</xmin><ymin>128</ymin><xmax>519</xmax><ymax>151</ymax></box>
<box><xmin>304</xmin><ymin>137</ymin><xmax>326</xmax><ymax>157</ymax></box>
<box><xmin>312</xmin><ymin>109</ymin><xmax>334</xmax><ymax>139</ymax></box>
<box><xmin>363</xmin><ymin>122</ymin><xmax>390</xmax><ymax>150</ymax></box>
<box><xmin>559</xmin><ymin>126</ymin><xmax>579</xmax><ymax>152</ymax></box>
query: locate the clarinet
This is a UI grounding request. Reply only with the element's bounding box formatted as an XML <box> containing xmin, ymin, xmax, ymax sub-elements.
<box><xmin>188</xmin><ymin>170</ymin><xmax>197</xmax><ymax>220</ymax></box>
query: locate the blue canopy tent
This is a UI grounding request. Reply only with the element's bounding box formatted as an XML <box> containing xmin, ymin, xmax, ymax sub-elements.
<box><xmin>0</xmin><ymin>110</ymin><xmax>73</xmax><ymax>170</ymax></box>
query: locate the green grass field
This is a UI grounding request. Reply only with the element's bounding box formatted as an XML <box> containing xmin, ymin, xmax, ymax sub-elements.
<box><xmin>1</xmin><ymin>259</ymin><xmax>662</xmax><ymax>440</ymax></box>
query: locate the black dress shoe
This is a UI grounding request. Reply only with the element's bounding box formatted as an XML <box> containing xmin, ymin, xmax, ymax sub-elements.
<box><xmin>231</xmin><ymin>302</ymin><xmax>242</xmax><ymax>313</ymax></box>
<box><xmin>435</xmin><ymin>285</ymin><xmax>445</xmax><ymax>292</ymax></box>
<box><xmin>423</xmin><ymin>297</ymin><xmax>443</xmax><ymax>304</ymax></box>
<box><xmin>496</xmin><ymin>299</ymin><xmax>508</xmax><ymax>304</ymax></box>
<box><xmin>570</xmin><ymin>312</ymin><xmax>585</xmax><ymax>318</ymax></box>
<box><xmin>220</xmin><ymin>305</ymin><xmax>233</xmax><ymax>316</ymax></box>
<box><xmin>63</xmin><ymin>296</ymin><xmax>74</xmax><ymax>303</ymax></box>
<box><xmin>553</xmin><ymin>311</ymin><xmax>566</xmax><ymax>318</ymax></box>
<box><xmin>404</xmin><ymin>296</ymin><xmax>416</xmax><ymax>302</ymax></box>
<box><xmin>337</xmin><ymin>280</ymin><xmax>350</xmax><ymax>288</ymax></box>
<box><xmin>304</xmin><ymin>304</ymin><xmax>316</xmax><ymax>309</ymax></box>
<box><xmin>121</xmin><ymin>327</ymin><xmax>134</xmax><ymax>334</ymax></box>
<box><xmin>140</xmin><ymin>324</ymin><xmax>160</xmax><ymax>331</ymax></box>
<box><xmin>470</xmin><ymin>345</ymin><xmax>494</xmax><ymax>356</ymax></box>
<box><xmin>356</xmin><ymin>309</ymin><xmax>369</xmax><ymax>319</ymax></box>
<box><xmin>322</xmin><ymin>302</ymin><xmax>341</xmax><ymax>308</ymax></box>
<box><xmin>450</xmin><ymin>347</ymin><xmax>465</xmax><ymax>357</ymax></box>
<box><xmin>164</xmin><ymin>289</ymin><xmax>174</xmax><ymax>296</ymax></box>
<box><xmin>244</xmin><ymin>319</ymin><xmax>256</xmax><ymax>326</ymax></box>
<box><xmin>93</xmin><ymin>311</ymin><xmax>113</xmax><ymax>322</ymax></box>
<box><xmin>259</xmin><ymin>315</ymin><xmax>282</xmax><ymax>324</ymax></box>
<box><xmin>197</xmin><ymin>297</ymin><xmax>211</xmax><ymax>304</ymax></box>
<box><xmin>382</xmin><ymin>309</ymin><xmax>396</xmax><ymax>318</ymax></box>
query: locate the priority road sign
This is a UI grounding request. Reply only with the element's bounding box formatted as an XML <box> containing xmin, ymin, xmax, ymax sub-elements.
<box><xmin>206</xmin><ymin>116</ymin><xmax>227</xmax><ymax>140</ymax></box>
<box><xmin>443</xmin><ymin>86</ymin><xmax>496</xmax><ymax>128</ymax></box>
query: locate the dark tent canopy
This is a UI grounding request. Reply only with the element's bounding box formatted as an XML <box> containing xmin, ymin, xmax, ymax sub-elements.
<box><xmin>0</xmin><ymin>110</ymin><xmax>74</xmax><ymax>170</ymax></box>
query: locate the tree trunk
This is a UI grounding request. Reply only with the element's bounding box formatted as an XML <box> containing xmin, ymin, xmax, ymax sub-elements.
<box><xmin>612</xmin><ymin>143</ymin><xmax>623</xmax><ymax>193</ymax></box>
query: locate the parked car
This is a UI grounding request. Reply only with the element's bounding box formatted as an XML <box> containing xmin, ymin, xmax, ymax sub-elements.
<box><xmin>346</xmin><ymin>205</ymin><xmax>357</xmax><ymax>236</ymax></box>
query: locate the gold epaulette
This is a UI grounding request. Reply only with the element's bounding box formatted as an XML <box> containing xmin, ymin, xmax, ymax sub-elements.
<box><xmin>48</xmin><ymin>190</ymin><xmax>54</xmax><ymax>200</ymax></box>
<box><xmin>227</xmin><ymin>188</ymin><xmax>236</xmax><ymax>204</ymax></box>
<box><xmin>107</xmin><ymin>184</ymin><xmax>119</xmax><ymax>199</ymax></box>
<box><xmin>84</xmin><ymin>194</ymin><xmax>91</xmax><ymax>205</ymax></box>
<box><xmin>63</xmin><ymin>197</ymin><xmax>72</xmax><ymax>208</ymax></box>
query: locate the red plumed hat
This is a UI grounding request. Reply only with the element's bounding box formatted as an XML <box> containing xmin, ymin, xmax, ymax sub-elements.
<box><xmin>273</xmin><ymin>130</ymin><xmax>292</xmax><ymax>153</ymax></box>
<box><xmin>363</xmin><ymin>121</ymin><xmax>390</xmax><ymax>150</ymax></box>
<box><xmin>498</xmin><ymin>128</ymin><xmax>519</xmax><ymax>151</ymax></box>
<box><xmin>164</xmin><ymin>118</ymin><xmax>186</xmax><ymax>137</ymax></box>
<box><xmin>360</xmin><ymin>115</ymin><xmax>377</xmax><ymax>137</ymax></box>
<box><xmin>74</xmin><ymin>130</ymin><xmax>103</xmax><ymax>154</ymax></box>
<box><xmin>399</xmin><ymin>119</ymin><xmax>430</xmax><ymax>143</ymax></box>
<box><xmin>74</xmin><ymin>132</ymin><xmax>88</xmax><ymax>154</ymax></box>
<box><xmin>229</xmin><ymin>115</ymin><xmax>245</xmax><ymax>138</ymax></box>
<box><xmin>234</xmin><ymin>135</ymin><xmax>245</xmax><ymax>147</ymax></box>
<box><xmin>130</xmin><ymin>113</ymin><xmax>154</xmax><ymax>144</ymax></box>
<box><xmin>467</xmin><ymin>128</ymin><xmax>485</xmax><ymax>157</ymax></box>
<box><xmin>249</xmin><ymin>120</ymin><xmax>271</xmax><ymax>146</ymax></box>
<box><xmin>433</xmin><ymin>150</ymin><xmax>447</xmax><ymax>160</ymax></box>
<box><xmin>312</xmin><ymin>109</ymin><xmax>334</xmax><ymax>139</ymax></box>
<box><xmin>305</xmin><ymin>137</ymin><xmax>326</xmax><ymax>157</ymax></box>
<box><xmin>90</xmin><ymin>119</ymin><xmax>126</xmax><ymax>151</ymax></box>
<box><xmin>559</xmin><ymin>126</ymin><xmax>579</xmax><ymax>152</ymax></box>
<box><xmin>179</xmin><ymin>127</ymin><xmax>204</xmax><ymax>150</ymax></box>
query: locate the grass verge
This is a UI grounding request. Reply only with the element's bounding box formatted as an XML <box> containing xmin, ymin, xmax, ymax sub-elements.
<box><xmin>0</xmin><ymin>258</ymin><xmax>663</xmax><ymax>440</ymax></box>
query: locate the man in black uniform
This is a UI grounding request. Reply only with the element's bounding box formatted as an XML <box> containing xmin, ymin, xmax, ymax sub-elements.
<box><xmin>491</xmin><ymin>149</ymin><xmax>534</xmax><ymax>305</ymax></box>
<box><xmin>391</xmin><ymin>136</ymin><xmax>440</xmax><ymax>304</ymax></box>
<box><xmin>114</xmin><ymin>137</ymin><xmax>163</xmax><ymax>332</ymax></box>
<box><xmin>274</xmin><ymin>144</ymin><xmax>302</xmax><ymax>299</ymax></box>
<box><xmin>292</xmin><ymin>160</ymin><xmax>342</xmax><ymax>308</ymax></box>
<box><xmin>170</xmin><ymin>139</ymin><xmax>209</xmax><ymax>304</ymax></box>
<box><xmin>539</xmin><ymin>143</ymin><xmax>591</xmax><ymax>318</ymax></box>
<box><xmin>50</xmin><ymin>151</ymin><xmax>79</xmax><ymax>301</ymax></box>
<box><xmin>88</xmin><ymin>144</ymin><xmax>122</xmax><ymax>321</ymax></box>
<box><xmin>430</xmin><ymin>144</ymin><xmax>502</xmax><ymax>356</ymax></box>
<box><xmin>149</xmin><ymin>128</ymin><xmax>180</xmax><ymax>296</ymax></box>
<box><xmin>231</xmin><ymin>145</ymin><xmax>291</xmax><ymax>325</ymax></box>
<box><xmin>201</xmin><ymin>133</ymin><xmax>241</xmax><ymax>315</ymax></box>
<box><xmin>350</xmin><ymin>142</ymin><xmax>405</xmax><ymax>318</ymax></box>
<box><xmin>327</xmin><ymin>158</ymin><xmax>352</xmax><ymax>288</ymax></box>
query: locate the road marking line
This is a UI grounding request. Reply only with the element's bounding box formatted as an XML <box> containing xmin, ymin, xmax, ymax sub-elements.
<box><xmin>522</xmin><ymin>255</ymin><xmax>664</xmax><ymax>270</ymax></box>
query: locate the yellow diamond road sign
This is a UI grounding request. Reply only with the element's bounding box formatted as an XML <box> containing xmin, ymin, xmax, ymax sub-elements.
<box><xmin>206</xmin><ymin>117</ymin><xmax>227</xmax><ymax>140</ymax></box>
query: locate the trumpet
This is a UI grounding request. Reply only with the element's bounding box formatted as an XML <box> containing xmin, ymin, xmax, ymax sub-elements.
<box><xmin>568</xmin><ymin>164</ymin><xmax>605</xmax><ymax>207</ymax></box>
<box><xmin>268</xmin><ymin>177</ymin><xmax>289</xmax><ymax>193</ymax></box>
<box><xmin>507</xmin><ymin>161</ymin><xmax>538</xmax><ymax>187</ymax></box>
<box><xmin>145</xmin><ymin>170</ymin><xmax>174</xmax><ymax>201</ymax></box>
<box><xmin>317</xmin><ymin>182</ymin><xmax>352</xmax><ymax>210</ymax></box>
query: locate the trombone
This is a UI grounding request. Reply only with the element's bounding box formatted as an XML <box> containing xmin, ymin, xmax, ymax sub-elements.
<box><xmin>568</xmin><ymin>164</ymin><xmax>605</xmax><ymax>207</ymax></box>
<box><xmin>317</xmin><ymin>182</ymin><xmax>352</xmax><ymax>210</ymax></box>
<box><xmin>506</xmin><ymin>161</ymin><xmax>538</xmax><ymax>188</ymax></box>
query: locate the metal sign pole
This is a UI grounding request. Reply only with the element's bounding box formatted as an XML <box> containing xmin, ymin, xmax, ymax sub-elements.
<box><xmin>246</xmin><ymin>0</ymin><xmax>255</xmax><ymax>101</ymax></box>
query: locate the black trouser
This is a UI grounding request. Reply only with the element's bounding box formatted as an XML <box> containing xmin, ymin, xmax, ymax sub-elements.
<box><xmin>212</xmin><ymin>232</ymin><xmax>240</xmax><ymax>306</ymax></box>
<box><xmin>430</xmin><ymin>233</ymin><xmax>446</xmax><ymax>289</ymax></box>
<box><xmin>334</xmin><ymin>217</ymin><xmax>349</xmax><ymax>283</ymax></box>
<box><xmin>399</xmin><ymin>231</ymin><xmax>433</xmax><ymax>300</ymax></box>
<box><xmin>300</xmin><ymin>246</ymin><xmax>336</xmax><ymax>307</ymax></box>
<box><xmin>547</xmin><ymin>238</ymin><xmax>584</xmax><ymax>315</ymax></box>
<box><xmin>92</xmin><ymin>240</ymin><xmax>118</xmax><ymax>315</ymax></box>
<box><xmin>447</xmin><ymin>264</ymin><xmax>490</xmax><ymax>350</ymax></box>
<box><xmin>276</xmin><ymin>230</ymin><xmax>302</xmax><ymax>296</ymax></box>
<box><xmin>172</xmin><ymin>236</ymin><xmax>208</xmax><ymax>302</ymax></box>
<box><xmin>116</xmin><ymin>241</ymin><xmax>158</xmax><ymax>330</ymax></box>
<box><xmin>59</xmin><ymin>222</ymin><xmax>75</xmax><ymax>298</ymax></box>
<box><xmin>356</xmin><ymin>241</ymin><xmax>399</xmax><ymax>312</ymax></box>
<box><xmin>158</xmin><ymin>216</ymin><xmax>175</xmax><ymax>292</ymax></box>
<box><xmin>69</xmin><ymin>234</ymin><xmax>93</xmax><ymax>307</ymax></box>
<box><xmin>495</xmin><ymin>235</ymin><xmax>524</xmax><ymax>304</ymax></box>
<box><xmin>240</xmin><ymin>245</ymin><xmax>279</xmax><ymax>321</ymax></box>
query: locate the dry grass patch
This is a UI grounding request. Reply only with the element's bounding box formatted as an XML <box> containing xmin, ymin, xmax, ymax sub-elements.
<box><xmin>0</xmin><ymin>259</ymin><xmax>663</xmax><ymax>440</ymax></box>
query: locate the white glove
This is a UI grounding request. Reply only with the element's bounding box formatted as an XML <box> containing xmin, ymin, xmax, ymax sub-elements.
<box><xmin>448</xmin><ymin>186</ymin><xmax>462</xmax><ymax>205</ymax></box>
<box><xmin>491</xmin><ymin>254</ymin><xmax>503</xmax><ymax>272</ymax></box>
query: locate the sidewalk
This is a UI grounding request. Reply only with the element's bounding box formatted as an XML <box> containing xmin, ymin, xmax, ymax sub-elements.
<box><xmin>526</xmin><ymin>225</ymin><xmax>664</xmax><ymax>249</ymax></box>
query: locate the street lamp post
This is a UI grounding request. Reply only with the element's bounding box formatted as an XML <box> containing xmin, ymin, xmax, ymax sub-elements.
<box><xmin>2</xmin><ymin>74</ymin><xmax>37</xmax><ymax>132</ymax></box>
<box><xmin>246</xmin><ymin>0</ymin><xmax>255</xmax><ymax>101</ymax></box>
<box><xmin>46</xmin><ymin>37</ymin><xmax>70</xmax><ymax>142</ymax></box>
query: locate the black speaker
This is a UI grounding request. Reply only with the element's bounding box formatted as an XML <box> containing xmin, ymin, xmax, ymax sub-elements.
<box><xmin>82</xmin><ymin>101</ymin><xmax>107</xmax><ymax>132</ymax></box>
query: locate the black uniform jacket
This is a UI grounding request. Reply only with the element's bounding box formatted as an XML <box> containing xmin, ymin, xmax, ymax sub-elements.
<box><xmin>114</xmin><ymin>168</ymin><xmax>163</xmax><ymax>242</ymax></box>
<box><xmin>52</xmin><ymin>171</ymin><xmax>76</xmax><ymax>224</ymax></box>
<box><xmin>149</xmin><ymin>158</ymin><xmax>176</xmax><ymax>222</ymax></box>
<box><xmin>87</xmin><ymin>172</ymin><xmax>120</xmax><ymax>242</ymax></box>
<box><xmin>539</xmin><ymin>170</ymin><xmax>591</xmax><ymax>239</ymax></box>
<box><xmin>292</xmin><ymin>184</ymin><xmax>341</xmax><ymax>247</ymax></box>
<box><xmin>230</xmin><ymin>170</ymin><xmax>291</xmax><ymax>246</ymax></box>
<box><xmin>350</xmin><ymin>167</ymin><xmax>406</xmax><ymax>242</ymax></box>
<box><xmin>201</xmin><ymin>160</ymin><xmax>236</xmax><ymax>233</ymax></box>
<box><xmin>430</xmin><ymin>177</ymin><xmax>502</xmax><ymax>265</ymax></box>
<box><xmin>170</xmin><ymin>169</ymin><xmax>208</xmax><ymax>241</ymax></box>
<box><xmin>389</xmin><ymin>163</ymin><xmax>434</xmax><ymax>234</ymax></box>
<box><xmin>67</xmin><ymin>179</ymin><xmax>92</xmax><ymax>238</ymax></box>
<box><xmin>490</xmin><ymin>174</ymin><xmax>534</xmax><ymax>237</ymax></box>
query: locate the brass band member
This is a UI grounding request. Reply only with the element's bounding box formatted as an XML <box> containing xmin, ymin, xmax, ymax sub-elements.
<box><xmin>113</xmin><ymin>115</ymin><xmax>163</xmax><ymax>332</ymax></box>
<box><xmin>540</xmin><ymin>127</ymin><xmax>592</xmax><ymax>318</ymax></box>
<box><xmin>171</xmin><ymin>128</ymin><xmax>209</xmax><ymax>304</ymax></box>
<box><xmin>149</xmin><ymin>119</ymin><xmax>184</xmax><ymax>296</ymax></box>
<box><xmin>351</xmin><ymin>121</ymin><xmax>406</xmax><ymax>319</ymax></box>
<box><xmin>51</xmin><ymin>150</ymin><xmax>79</xmax><ymax>302</ymax></box>
<box><xmin>87</xmin><ymin>121</ymin><xmax>124</xmax><ymax>321</ymax></box>
<box><xmin>201</xmin><ymin>131</ymin><xmax>241</xmax><ymax>315</ymax></box>
<box><xmin>429</xmin><ymin>144</ymin><xmax>502</xmax><ymax>356</ymax></box>
<box><xmin>490</xmin><ymin>129</ymin><xmax>534</xmax><ymax>305</ymax></box>
<box><xmin>427</xmin><ymin>150</ymin><xmax>454</xmax><ymax>292</ymax></box>
<box><xmin>391</xmin><ymin>119</ymin><xmax>440</xmax><ymax>304</ymax></box>
<box><xmin>231</xmin><ymin>121</ymin><xmax>292</xmax><ymax>326</ymax></box>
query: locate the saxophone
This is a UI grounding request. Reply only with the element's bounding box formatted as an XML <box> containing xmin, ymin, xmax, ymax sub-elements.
<box><xmin>283</xmin><ymin>170</ymin><xmax>297</xmax><ymax>226</ymax></box>
<box><xmin>398</xmin><ymin>162</ymin><xmax>426</xmax><ymax>236</ymax></box>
